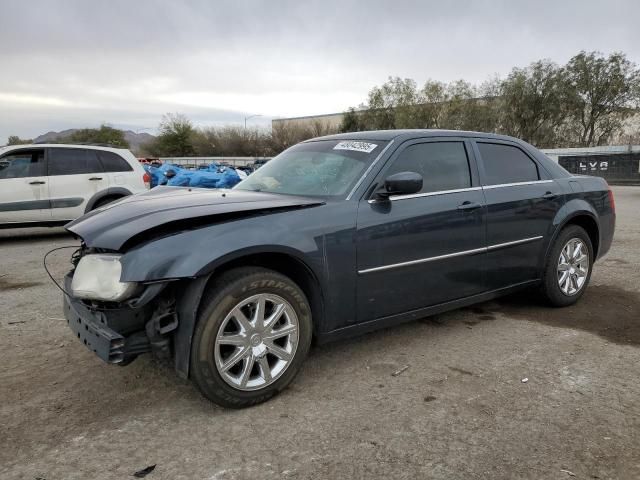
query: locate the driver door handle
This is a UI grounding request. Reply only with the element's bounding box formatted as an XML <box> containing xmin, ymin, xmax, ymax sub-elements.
<box><xmin>457</xmin><ymin>201</ymin><xmax>482</xmax><ymax>211</ymax></box>
<box><xmin>29</xmin><ymin>180</ymin><xmax>46</xmax><ymax>185</ymax></box>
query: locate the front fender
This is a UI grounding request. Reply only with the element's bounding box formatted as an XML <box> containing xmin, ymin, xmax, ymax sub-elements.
<box><xmin>119</xmin><ymin>211</ymin><xmax>326</xmax><ymax>283</ymax></box>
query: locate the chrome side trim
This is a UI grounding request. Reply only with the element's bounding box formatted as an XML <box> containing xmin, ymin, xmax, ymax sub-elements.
<box><xmin>358</xmin><ymin>235</ymin><xmax>544</xmax><ymax>274</ymax></box>
<box><xmin>482</xmin><ymin>180</ymin><xmax>553</xmax><ymax>189</ymax></box>
<box><xmin>485</xmin><ymin>235</ymin><xmax>543</xmax><ymax>251</ymax></box>
<box><xmin>358</xmin><ymin>246</ymin><xmax>486</xmax><ymax>274</ymax></box>
<box><xmin>346</xmin><ymin>140</ymin><xmax>395</xmax><ymax>201</ymax></box>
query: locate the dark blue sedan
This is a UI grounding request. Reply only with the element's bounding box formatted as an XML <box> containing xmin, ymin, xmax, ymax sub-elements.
<box><xmin>62</xmin><ymin>130</ymin><xmax>615</xmax><ymax>407</ymax></box>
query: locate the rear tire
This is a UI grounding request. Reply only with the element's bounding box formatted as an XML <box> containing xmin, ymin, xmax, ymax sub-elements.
<box><xmin>190</xmin><ymin>267</ymin><xmax>312</xmax><ymax>408</ymax></box>
<box><xmin>541</xmin><ymin>225</ymin><xmax>593</xmax><ymax>307</ymax></box>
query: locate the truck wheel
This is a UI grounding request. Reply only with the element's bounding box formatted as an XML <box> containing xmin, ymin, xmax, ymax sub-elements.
<box><xmin>541</xmin><ymin>225</ymin><xmax>593</xmax><ymax>307</ymax></box>
<box><xmin>190</xmin><ymin>267</ymin><xmax>312</xmax><ymax>408</ymax></box>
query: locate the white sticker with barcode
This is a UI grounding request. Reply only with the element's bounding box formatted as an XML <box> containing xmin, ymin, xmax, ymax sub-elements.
<box><xmin>333</xmin><ymin>141</ymin><xmax>378</xmax><ymax>153</ymax></box>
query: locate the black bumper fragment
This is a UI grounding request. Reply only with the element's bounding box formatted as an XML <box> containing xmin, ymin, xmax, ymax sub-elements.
<box><xmin>64</xmin><ymin>293</ymin><xmax>127</xmax><ymax>363</ymax></box>
<box><xmin>63</xmin><ymin>275</ymin><xmax>151</xmax><ymax>364</ymax></box>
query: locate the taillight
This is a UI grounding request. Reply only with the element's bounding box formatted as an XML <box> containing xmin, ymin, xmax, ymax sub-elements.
<box><xmin>143</xmin><ymin>172</ymin><xmax>151</xmax><ymax>189</ymax></box>
<box><xmin>608</xmin><ymin>188</ymin><xmax>615</xmax><ymax>214</ymax></box>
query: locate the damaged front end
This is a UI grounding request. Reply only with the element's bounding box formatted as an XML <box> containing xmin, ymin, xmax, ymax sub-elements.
<box><xmin>63</xmin><ymin>245</ymin><xmax>182</xmax><ymax>366</ymax></box>
<box><xmin>59</xmin><ymin>187</ymin><xmax>324</xmax><ymax>376</ymax></box>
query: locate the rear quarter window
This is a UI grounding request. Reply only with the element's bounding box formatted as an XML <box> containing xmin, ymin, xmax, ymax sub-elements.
<box><xmin>97</xmin><ymin>151</ymin><xmax>133</xmax><ymax>172</ymax></box>
<box><xmin>477</xmin><ymin>142</ymin><xmax>539</xmax><ymax>185</ymax></box>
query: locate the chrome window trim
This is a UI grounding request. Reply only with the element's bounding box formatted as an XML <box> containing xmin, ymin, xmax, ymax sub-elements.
<box><xmin>482</xmin><ymin>180</ymin><xmax>553</xmax><ymax>189</ymax></box>
<box><xmin>358</xmin><ymin>235</ymin><xmax>543</xmax><ymax>275</ymax></box>
<box><xmin>365</xmin><ymin>178</ymin><xmax>554</xmax><ymax>204</ymax></box>
<box><xmin>345</xmin><ymin>139</ymin><xmax>395</xmax><ymax>201</ymax></box>
<box><xmin>386</xmin><ymin>186</ymin><xmax>482</xmax><ymax>203</ymax></box>
<box><xmin>368</xmin><ymin>186</ymin><xmax>482</xmax><ymax>204</ymax></box>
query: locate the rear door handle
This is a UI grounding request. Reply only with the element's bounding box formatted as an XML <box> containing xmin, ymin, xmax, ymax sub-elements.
<box><xmin>88</xmin><ymin>177</ymin><xmax>103</xmax><ymax>181</ymax></box>
<box><xmin>542</xmin><ymin>191</ymin><xmax>557</xmax><ymax>200</ymax></box>
<box><xmin>457</xmin><ymin>201</ymin><xmax>482</xmax><ymax>211</ymax></box>
<box><xmin>29</xmin><ymin>180</ymin><xmax>45</xmax><ymax>185</ymax></box>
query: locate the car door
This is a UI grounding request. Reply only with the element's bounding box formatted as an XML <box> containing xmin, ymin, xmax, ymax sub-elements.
<box><xmin>47</xmin><ymin>147</ymin><xmax>109</xmax><ymax>220</ymax></box>
<box><xmin>0</xmin><ymin>148</ymin><xmax>50</xmax><ymax>223</ymax></box>
<box><xmin>473</xmin><ymin>140</ymin><xmax>563</xmax><ymax>289</ymax></box>
<box><xmin>355</xmin><ymin>139</ymin><xmax>486</xmax><ymax>323</ymax></box>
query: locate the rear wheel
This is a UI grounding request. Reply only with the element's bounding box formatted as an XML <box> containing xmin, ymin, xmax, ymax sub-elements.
<box><xmin>541</xmin><ymin>225</ymin><xmax>593</xmax><ymax>307</ymax></box>
<box><xmin>190</xmin><ymin>267</ymin><xmax>312</xmax><ymax>408</ymax></box>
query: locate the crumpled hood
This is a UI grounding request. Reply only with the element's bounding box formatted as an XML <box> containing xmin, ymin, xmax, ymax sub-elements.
<box><xmin>66</xmin><ymin>186</ymin><xmax>324</xmax><ymax>250</ymax></box>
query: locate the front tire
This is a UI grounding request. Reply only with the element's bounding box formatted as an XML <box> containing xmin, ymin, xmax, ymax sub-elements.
<box><xmin>541</xmin><ymin>225</ymin><xmax>593</xmax><ymax>307</ymax></box>
<box><xmin>190</xmin><ymin>267</ymin><xmax>312</xmax><ymax>408</ymax></box>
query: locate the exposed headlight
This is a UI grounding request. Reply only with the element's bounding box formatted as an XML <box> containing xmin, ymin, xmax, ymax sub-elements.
<box><xmin>71</xmin><ymin>254</ymin><xmax>139</xmax><ymax>302</ymax></box>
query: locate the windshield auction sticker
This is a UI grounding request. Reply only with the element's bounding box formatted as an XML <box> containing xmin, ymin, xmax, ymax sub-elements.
<box><xmin>333</xmin><ymin>141</ymin><xmax>378</xmax><ymax>153</ymax></box>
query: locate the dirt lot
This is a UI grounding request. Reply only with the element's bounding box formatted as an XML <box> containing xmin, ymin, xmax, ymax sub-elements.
<box><xmin>1</xmin><ymin>187</ymin><xmax>639</xmax><ymax>480</ymax></box>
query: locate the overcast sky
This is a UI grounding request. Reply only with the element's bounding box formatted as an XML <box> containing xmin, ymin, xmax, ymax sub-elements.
<box><xmin>1</xmin><ymin>0</ymin><xmax>639</xmax><ymax>142</ymax></box>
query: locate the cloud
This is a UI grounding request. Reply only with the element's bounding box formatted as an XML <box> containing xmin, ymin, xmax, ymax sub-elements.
<box><xmin>1</xmin><ymin>0</ymin><xmax>639</xmax><ymax>142</ymax></box>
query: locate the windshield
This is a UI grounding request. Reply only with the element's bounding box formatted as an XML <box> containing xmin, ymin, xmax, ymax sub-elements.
<box><xmin>233</xmin><ymin>139</ymin><xmax>387</xmax><ymax>197</ymax></box>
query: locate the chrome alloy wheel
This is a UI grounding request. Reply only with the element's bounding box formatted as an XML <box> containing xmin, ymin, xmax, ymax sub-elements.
<box><xmin>214</xmin><ymin>293</ymin><xmax>299</xmax><ymax>391</ymax></box>
<box><xmin>557</xmin><ymin>237</ymin><xmax>589</xmax><ymax>296</ymax></box>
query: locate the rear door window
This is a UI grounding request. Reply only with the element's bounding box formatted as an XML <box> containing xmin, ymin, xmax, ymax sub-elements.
<box><xmin>385</xmin><ymin>141</ymin><xmax>472</xmax><ymax>193</ymax></box>
<box><xmin>48</xmin><ymin>148</ymin><xmax>103</xmax><ymax>176</ymax></box>
<box><xmin>477</xmin><ymin>142</ymin><xmax>539</xmax><ymax>185</ymax></box>
<box><xmin>0</xmin><ymin>149</ymin><xmax>46</xmax><ymax>179</ymax></box>
<box><xmin>97</xmin><ymin>151</ymin><xmax>133</xmax><ymax>172</ymax></box>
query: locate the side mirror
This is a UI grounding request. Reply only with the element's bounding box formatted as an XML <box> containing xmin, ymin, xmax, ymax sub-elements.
<box><xmin>379</xmin><ymin>171</ymin><xmax>423</xmax><ymax>198</ymax></box>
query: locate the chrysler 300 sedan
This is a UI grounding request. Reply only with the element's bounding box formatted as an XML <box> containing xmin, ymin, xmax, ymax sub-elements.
<box><xmin>60</xmin><ymin>130</ymin><xmax>615</xmax><ymax>407</ymax></box>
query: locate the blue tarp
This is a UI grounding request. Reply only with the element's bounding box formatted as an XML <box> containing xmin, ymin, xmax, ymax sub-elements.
<box><xmin>144</xmin><ymin>163</ymin><xmax>243</xmax><ymax>189</ymax></box>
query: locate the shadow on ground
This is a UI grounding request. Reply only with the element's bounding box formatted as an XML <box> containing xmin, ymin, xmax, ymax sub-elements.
<box><xmin>475</xmin><ymin>285</ymin><xmax>640</xmax><ymax>347</ymax></box>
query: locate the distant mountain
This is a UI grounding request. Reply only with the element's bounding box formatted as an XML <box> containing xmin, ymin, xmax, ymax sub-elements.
<box><xmin>34</xmin><ymin>129</ymin><xmax>78</xmax><ymax>143</ymax></box>
<box><xmin>33</xmin><ymin>129</ymin><xmax>155</xmax><ymax>154</ymax></box>
<box><xmin>122</xmin><ymin>131</ymin><xmax>156</xmax><ymax>152</ymax></box>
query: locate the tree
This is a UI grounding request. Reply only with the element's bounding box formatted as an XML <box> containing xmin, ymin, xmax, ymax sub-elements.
<box><xmin>340</xmin><ymin>107</ymin><xmax>364</xmax><ymax>132</ymax></box>
<box><xmin>192</xmin><ymin>125</ymin><xmax>271</xmax><ymax>157</ymax></box>
<box><xmin>361</xmin><ymin>77</ymin><xmax>421</xmax><ymax>129</ymax></box>
<box><xmin>66</xmin><ymin>125</ymin><xmax>129</xmax><ymax>148</ymax></box>
<box><xmin>269</xmin><ymin>122</ymin><xmax>315</xmax><ymax>153</ymax></box>
<box><xmin>418</xmin><ymin>80</ymin><xmax>449</xmax><ymax>128</ymax></box>
<box><xmin>148</xmin><ymin>113</ymin><xmax>196</xmax><ymax>156</ymax></box>
<box><xmin>565</xmin><ymin>51</ymin><xmax>640</xmax><ymax>146</ymax></box>
<box><xmin>500</xmin><ymin>60</ymin><xmax>569</xmax><ymax>147</ymax></box>
<box><xmin>7</xmin><ymin>135</ymin><xmax>33</xmax><ymax>145</ymax></box>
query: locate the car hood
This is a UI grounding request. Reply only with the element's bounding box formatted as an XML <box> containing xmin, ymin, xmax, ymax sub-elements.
<box><xmin>66</xmin><ymin>186</ymin><xmax>325</xmax><ymax>250</ymax></box>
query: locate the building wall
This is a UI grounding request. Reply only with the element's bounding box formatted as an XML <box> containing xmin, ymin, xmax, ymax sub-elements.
<box><xmin>541</xmin><ymin>145</ymin><xmax>640</xmax><ymax>185</ymax></box>
<box><xmin>272</xmin><ymin>112</ymin><xmax>345</xmax><ymax>130</ymax></box>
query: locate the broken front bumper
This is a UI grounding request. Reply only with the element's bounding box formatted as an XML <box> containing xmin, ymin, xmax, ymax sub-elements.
<box><xmin>63</xmin><ymin>275</ymin><xmax>155</xmax><ymax>364</ymax></box>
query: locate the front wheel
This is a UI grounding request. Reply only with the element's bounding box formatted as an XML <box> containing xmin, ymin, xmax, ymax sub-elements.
<box><xmin>190</xmin><ymin>267</ymin><xmax>313</xmax><ymax>408</ymax></box>
<box><xmin>541</xmin><ymin>225</ymin><xmax>593</xmax><ymax>307</ymax></box>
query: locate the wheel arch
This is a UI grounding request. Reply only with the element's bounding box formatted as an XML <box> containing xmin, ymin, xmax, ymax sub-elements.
<box><xmin>84</xmin><ymin>187</ymin><xmax>132</xmax><ymax>213</ymax></box>
<box><xmin>172</xmin><ymin>249</ymin><xmax>325</xmax><ymax>379</ymax></box>
<box><xmin>545</xmin><ymin>204</ymin><xmax>601</xmax><ymax>267</ymax></box>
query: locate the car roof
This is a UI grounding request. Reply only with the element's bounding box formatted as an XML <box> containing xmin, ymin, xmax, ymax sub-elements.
<box><xmin>305</xmin><ymin>129</ymin><xmax>525</xmax><ymax>144</ymax></box>
<box><xmin>0</xmin><ymin>143</ymin><xmax>131</xmax><ymax>153</ymax></box>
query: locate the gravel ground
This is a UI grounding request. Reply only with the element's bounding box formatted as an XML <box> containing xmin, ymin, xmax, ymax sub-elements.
<box><xmin>1</xmin><ymin>186</ymin><xmax>639</xmax><ymax>480</ymax></box>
